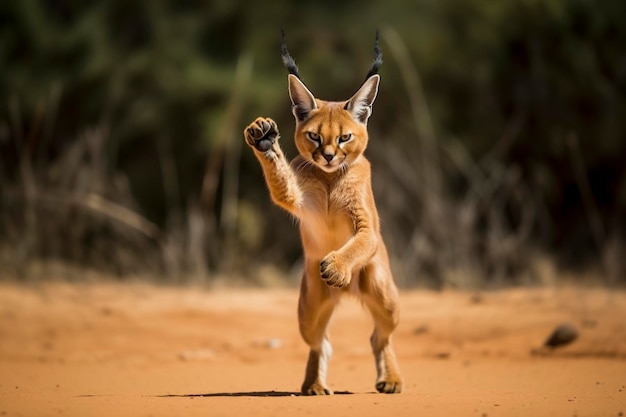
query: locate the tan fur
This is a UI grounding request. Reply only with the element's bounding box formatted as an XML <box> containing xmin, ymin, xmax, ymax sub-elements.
<box><xmin>243</xmin><ymin>73</ymin><xmax>403</xmax><ymax>395</ymax></box>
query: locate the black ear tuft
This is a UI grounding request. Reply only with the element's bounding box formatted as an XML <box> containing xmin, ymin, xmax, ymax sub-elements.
<box><xmin>281</xmin><ymin>29</ymin><xmax>301</xmax><ymax>80</ymax></box>
<box><xmin>364</xmin><ymin>29</ymin><xmax>382</xmax><ymax>80</ymax></box>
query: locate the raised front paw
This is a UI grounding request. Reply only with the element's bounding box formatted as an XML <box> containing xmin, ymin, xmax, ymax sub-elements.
<box><xmin>320</xmin><ymin>253</ymin><xmax>351</xmax><ymax>288</ymax></box>
<box><xmin>244</xmin><ymin>117</ymin><xmax>280</xmax><ymax>152</ymax></box>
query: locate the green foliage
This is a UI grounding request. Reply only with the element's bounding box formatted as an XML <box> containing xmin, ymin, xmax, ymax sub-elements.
<box><xmin>1</xmin><ymin>0</ymin><xmax>624</xmax><ymax>284</ymax></box>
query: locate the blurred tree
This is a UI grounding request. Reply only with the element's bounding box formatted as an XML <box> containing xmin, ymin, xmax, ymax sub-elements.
<box><xmin>0</xmin><ymin>0</ymin><xmax>624</xmax><ymax>285</ymax></box>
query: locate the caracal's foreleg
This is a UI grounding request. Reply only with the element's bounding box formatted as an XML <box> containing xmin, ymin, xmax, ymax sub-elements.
<box><xmin>243</xmin><ymin>117</ymin><xmax>303</xmax><ymax>216</ymax></box>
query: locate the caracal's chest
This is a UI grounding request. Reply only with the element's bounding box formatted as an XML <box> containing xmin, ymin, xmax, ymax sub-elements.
<box><xmin>298</xmin><ymin>176</ymin><xmax>355</xmax><ymax>261</ymax></box>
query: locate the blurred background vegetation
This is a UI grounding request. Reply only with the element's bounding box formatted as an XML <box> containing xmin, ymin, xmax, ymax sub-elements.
<box><xmin>1</xmin><ymin>0</ymin><xmax>624</xmax><ymax>287</ymax></box>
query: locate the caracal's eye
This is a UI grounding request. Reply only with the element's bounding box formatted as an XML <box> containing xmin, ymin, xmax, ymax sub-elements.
<box><xmin>306</xmin><ymin>131</ymin><xmax>321</xmax><ymax>146</ymax></box>
<box><xmin>338</xmin><ymin>133</ymin><xmax>353</xmax><ymax>144</ymax></box>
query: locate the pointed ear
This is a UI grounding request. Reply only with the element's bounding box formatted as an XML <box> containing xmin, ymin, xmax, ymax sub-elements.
<box><xmin>288</xmin><ymin>74</ymin><xmax>317</xmax><ymax>122</ymax></box>
<box><xmin>344</xmin><ymin>74</ymin><xmax>380</xmax><ymax>124</ymax></box>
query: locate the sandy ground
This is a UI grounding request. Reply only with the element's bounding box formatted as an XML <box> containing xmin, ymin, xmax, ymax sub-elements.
<box><xmin>0</xmin><ymin>281</ymin><xmax>625</xmax><ymax>417</ymax></box>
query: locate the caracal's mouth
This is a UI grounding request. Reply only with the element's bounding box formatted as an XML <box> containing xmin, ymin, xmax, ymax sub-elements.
<box><xmin>318</xmin><ymin>163</ymin><xmax>339</xmax><ymax>173</ymax></box>
<box><xmin>314</xmin><ymin>158</ymin><xmax>345</xmax><ymax>173</ymax></box>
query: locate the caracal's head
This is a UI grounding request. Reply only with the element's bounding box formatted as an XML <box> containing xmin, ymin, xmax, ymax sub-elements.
<box><xmin>288</xmin><ymin>74</ymin><xmax>379</xmax><ymax>173</ymax></box>
<box><xmin>282</xmin><ymin>31</ymin><xmax>382</xmax><ymax>173</ymax></box>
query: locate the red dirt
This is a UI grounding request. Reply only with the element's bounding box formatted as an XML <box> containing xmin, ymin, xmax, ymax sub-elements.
<box><xmin>1</xmin><ymin>282</ymin><xmax>625</xmax><ymax>416</ymax></box>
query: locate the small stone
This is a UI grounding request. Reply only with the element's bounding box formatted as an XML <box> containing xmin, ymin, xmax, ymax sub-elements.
<box><xmin>413</xmin><ymin>325</ymin><xmax>429</xmax><ymax>335</ymax></box>
<box><xmin>544</xmin><ymin>323</ymin><xmax>579</xmax><ymax>348</ymax></box>
<box><xmin>470</xmin><ymin>293</ymin><xmax>484</xmax><ymax>304</ymax></box>
<box><xmin>266</xmin><ymin>338</ymin><xmax>282</xmax><ymax>349</ymax></box>
<box><xmin>434</xmin><ymin>352</ymin><xmax>450</xmax><ymax>359</ymax></box>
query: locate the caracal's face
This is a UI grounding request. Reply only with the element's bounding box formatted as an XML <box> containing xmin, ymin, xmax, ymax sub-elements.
<box><xmin>288</xmin><ymin>74</ymin><xmax>380</xmax><ymax>174</ymax></box>
<box><xmin>294</xmin><ymin>101</ymin><xmax>369</xmax><ymax>173</ymax></box>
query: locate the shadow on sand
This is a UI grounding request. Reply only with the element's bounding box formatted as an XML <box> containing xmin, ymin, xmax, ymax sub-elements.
<box><xmin>155</xmin><ymin>390</ymin><xmax>354</xmax><ymax>398</ymax></box>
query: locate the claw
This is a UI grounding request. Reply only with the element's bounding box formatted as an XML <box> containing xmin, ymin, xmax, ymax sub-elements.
<box><xmin>261</xmin><ymin>119</ymin><xmax>270</xmax><ymax>132</ymax></box>
<box><xmin>375</xmin><ymin>379</ymin><xmax>402</xmax><ymax>394</ymax></box>
<box><xmin>303</xmin><ymin>385</ymin><xmax>333</xmax><ymax>395</ymax></box>
<box><xmin>319</xmin><ymin>255</ymin><xmax>350</xmax><ymax>288</ymax></box>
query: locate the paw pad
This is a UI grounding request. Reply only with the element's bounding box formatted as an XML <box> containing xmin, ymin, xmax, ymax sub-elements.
<box><xmin>245</xmin><ymin>118</ymin><xmax>279</xmax><ymax>152</ymax></box>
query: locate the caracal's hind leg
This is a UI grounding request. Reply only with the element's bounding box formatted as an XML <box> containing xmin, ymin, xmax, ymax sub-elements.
<box><xmin>360</xmin><ymin>261</ymin><xmax>404</xmax><ymax>393</ymax></box>
<box><xmin>298</xmin><ymin>265</ymin><xmax>338</xmax><ymax>395</ymax></box>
